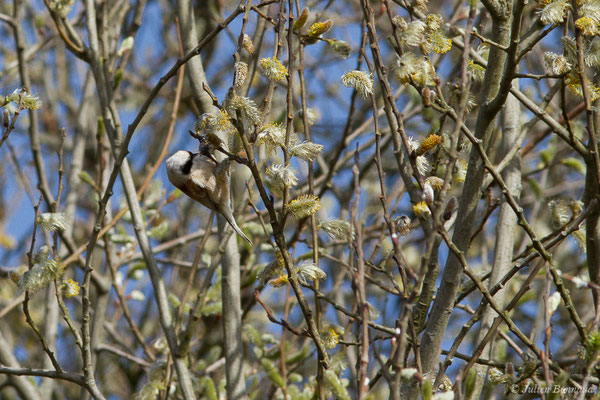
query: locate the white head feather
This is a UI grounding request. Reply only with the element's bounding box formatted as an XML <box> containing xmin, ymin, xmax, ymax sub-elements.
<box><xmin>166</xmin><ymin>150</ymin><xmax>193</xmax><ymax>187</ymax></box>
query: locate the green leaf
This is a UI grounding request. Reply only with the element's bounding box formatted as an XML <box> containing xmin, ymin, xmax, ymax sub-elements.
<box><xmin>260</xmin><ymin>358</ymin><xmax>285</xmax><ymax>389</ymax></box>
<box><xmin>540</xmin><ymin>147</ymin><xmax>556</xmax><ymax>166</ymax></box>
<box><xmin>561</xmin><ymin>157</ymin><xmax>586</xmax><ymax>174</ymax></box>
<box><xmin>110</xmin><ymin>233</ymin><xmax>135</xmax><ymax>244</ymax></box>
<box><xmin>464</xmin><ymin>369</ymin><xmax>477</xmax><ymax>399</ymax></box>
<box><xmin>527</xmin><ymin>177</ymin><xmax>543</xmax><ymax>199</ymax></box>
<box><xmin>127</xmin><ymin>262</ymin><xmax>146</xmax><ymax>279</ymax></box>
<box><xmin>78</xmin><ymin>171</ymin><xmax>97</xmax><ymax>190</ymax></box>
<box><xmin>420</xmin><ymin>378</ymin><xmax>433</xmax><ymax>400</ymax></box>
<box><xmin>148</xmin><ymin>220</ymin><xmax>169</xmax><ymax>239</ymax></box>
<box><xmin>285</xmin><ymin>346</ymin><xmax>310</xmax><ymax>365</ymax></box>
<box><xmin>168</xmin><ymin>188</ymin><xmax>183</xmax><ymax>200</ymax></box>
<box><xmin>199</xmin><ymin>376</ymin><xmax>218</xmax><ymax>400</ymax></box>
<box><xmin>324</xmin><ymin>369</ymin><xmax>351</xmax><ymax>400</ymax></box>
<box><xmin>200</xmin><ymin>301</ymin><xmax>222</xmax><ymax>316</ymax></box>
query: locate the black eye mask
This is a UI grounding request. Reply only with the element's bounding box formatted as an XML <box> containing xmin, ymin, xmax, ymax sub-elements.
<box><xmin>181</xmin><ymin>151</ymin><xmax>194</xmax><ymax>175</ymax></box>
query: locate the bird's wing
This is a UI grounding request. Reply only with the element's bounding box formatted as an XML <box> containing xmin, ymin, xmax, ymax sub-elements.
<box><xmin>189</xmin><ymin>156</ymin><xmax>217</xmax><ymax>192</ymax></box>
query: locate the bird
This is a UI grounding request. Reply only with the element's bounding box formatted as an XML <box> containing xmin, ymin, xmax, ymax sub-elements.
<box><xmin>166</xmin><ymin>150</ymin><xmax>252</xmax><ymax>244</ymax></box>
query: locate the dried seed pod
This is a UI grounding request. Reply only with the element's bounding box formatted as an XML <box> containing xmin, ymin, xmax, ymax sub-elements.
<box><xmin>3</xmin><ymin>109</ymin><xmax>10</xmax><ymax>128</ymax></box>
<box><xmin>443</xmin><ymin>197</ymin><xmax>457</xmax><ymax>221</ymax></box>
<box><xmin>422</xmin><ymin>87</ymin><xmax>431</xmax><ymax>107</ymax></box>
<box><xmin>395</xmin><ymin>215</ymin><xmax>411</xmax><ymax>237</ymax></box>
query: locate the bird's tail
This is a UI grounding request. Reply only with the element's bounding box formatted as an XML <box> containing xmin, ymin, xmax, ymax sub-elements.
<box><xmin>223</xmin><ymin>213</ymin><xmax>252</xmax><ymax>245</ymax></box>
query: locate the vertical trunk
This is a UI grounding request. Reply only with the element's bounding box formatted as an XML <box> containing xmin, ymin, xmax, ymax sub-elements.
<box><xmin>418</xmin><ymin>14</ymin><xmax>513</xmax><ymax>376</ymax></box>
<box><xmin>219</xmin><ymin>217</ymin><xmax>248</xmax><ymax>400</ymax></box>
<box><xmin>471</xmin><ymin>89</ymin><xmax>523</xmax><ymax>398</ymax></box>
<box><xmin>586</xmin><ymin>103</ymin><xmax>600</xmax><ymax>312</ymax></box>
<box><xmin>584</xmin><ymin>164</ymin><xmax>600</xmax><ymax>311</ymax></box>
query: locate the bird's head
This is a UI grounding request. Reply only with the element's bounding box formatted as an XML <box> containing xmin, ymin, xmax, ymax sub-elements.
<box><xmin>166</xmin><ymin>150</ymin><xmax>194</xmax><ymax>186</ymax></box>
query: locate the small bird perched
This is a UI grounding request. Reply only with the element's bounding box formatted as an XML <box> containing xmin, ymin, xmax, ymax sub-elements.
<box><xmin>166</xmin><ymin>150</ymin><xmax>252</xmax><ymax>244</ymax></box>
